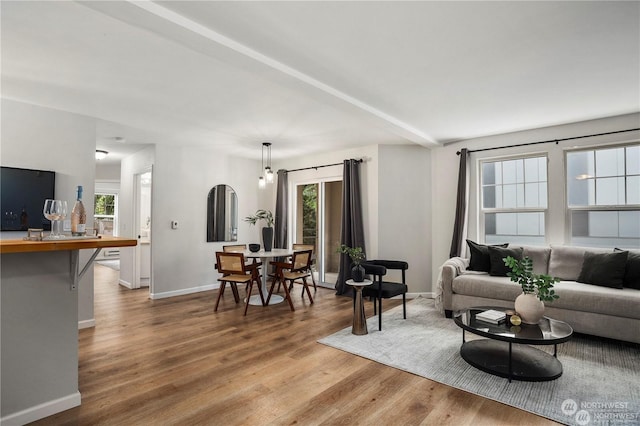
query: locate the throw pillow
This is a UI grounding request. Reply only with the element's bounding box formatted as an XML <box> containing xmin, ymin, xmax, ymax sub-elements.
<box><xmin>577</xmin><ymin>251</ymin><xmax>629</xmax><ymax>289</ymax></box>
<box><xmin>615</xmin><ymin>248</ymin><xmax>640</xmax><ymax>290</ymax></box>
<box><xmin>466</xmin><ymin>240</ymin><xmax>508</xmax><ymax>272</ymax></box>
<box><xmin>488</xmin><ymin>246</ymin><xmax>524</xmax><ymax>276</ymax></box>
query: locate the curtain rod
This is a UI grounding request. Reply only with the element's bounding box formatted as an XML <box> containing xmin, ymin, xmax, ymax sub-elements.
<box><xmin>284</xmin><ymin>158</ymin><xmax>363</xmax><ymax>173</ymax></box>
<box><xmin>456</xmin><ymin>128</ymin><xmax>640</xmax><ymax>155</ymax></box>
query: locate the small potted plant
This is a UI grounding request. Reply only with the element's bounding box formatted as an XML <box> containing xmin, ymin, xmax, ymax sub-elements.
<box><xmin>244</xmin><ymin>209</ymin><xmax>274</xmax><ymax>251</ymax></box>
<box><xmin>504</xmin><ymin>256</ymin><xmax>560</xmax><ymax>324</ymax></box>
<box><xmin>337</xmin><ymin>244</ymin><xmax>366</xmax><ymax>282</ymax></box>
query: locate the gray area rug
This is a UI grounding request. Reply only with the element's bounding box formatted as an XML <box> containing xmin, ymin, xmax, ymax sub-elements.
<box><xmin>318</xmin><ymin>297</ymin><xmax>640</xmax><ymax>425</ymax></box>
<box><xmin>96</xmin><ymin>259</ymin><xmax>120</xmax><ymax>271</ymax></box>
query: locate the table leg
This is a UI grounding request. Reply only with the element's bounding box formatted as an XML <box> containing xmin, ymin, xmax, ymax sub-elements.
<box><xmin>508</xmin><ymin>342</ymin><xmax>513</xmax><ymax>383</ymax></box>
<box><xmin>352</xmin><ymin>286</ymin><xmax>368</xmax><ymax>335</ymax></box>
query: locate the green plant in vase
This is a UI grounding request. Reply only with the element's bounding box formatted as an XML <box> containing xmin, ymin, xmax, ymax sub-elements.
<box><xmin>244</xmin><ymin>209</ymin><xmax>274</xmax><ymax>251</ymax></box>
<box><xmin>337</xmin><ymin>244</ymin><xmax>365</xmax><ymax>282</ymax></box>
<box><xmin>504</xmin><ymin>256</ymin><xmax>560</xmax><ymax>324</ymax></box>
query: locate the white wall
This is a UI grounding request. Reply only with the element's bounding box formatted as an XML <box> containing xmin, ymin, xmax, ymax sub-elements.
<box><xmin>430</xmin><ymin>113</ymin><xmax>640</xmax><ymax>291</ymax></box>
<box><xmin>95</xmin><ymin>163</ymin><xmax>120</xmax><ymax>181</ymax></box>
<box><xmin>118</xmin><ymin>144</ymin><xmax>261</xmax><ymax>298</ymax></box>
<box><xmin>1</xmin><ymin>98</ymin><xmax>97</xmax><ymax>326</ymax></box>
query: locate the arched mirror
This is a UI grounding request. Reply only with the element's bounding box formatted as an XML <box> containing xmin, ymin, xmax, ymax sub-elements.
<box><xmin>207</xmin><ymin>184</ymin><xmax>238</xmax><ymax>242</ymax></box>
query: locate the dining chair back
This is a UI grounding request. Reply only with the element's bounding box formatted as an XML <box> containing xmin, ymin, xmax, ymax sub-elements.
<box><xmin>292</xmin><ymin>243</ymin><xmax>317</xmax><ymax>289</ymax></box>
<box><xmin>215</xmin><ymin>251</ymin><xmax>265</xmax><ymax>315</ymax></box>
<box><xmin>361</xmin><ymin>259</ymin><xmax>408</xmax><ymax>331</ymax></box>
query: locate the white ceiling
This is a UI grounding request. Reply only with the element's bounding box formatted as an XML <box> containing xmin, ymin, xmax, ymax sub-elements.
<box><xmin>2</xmin><ymin>1</ymin><xmax>639</xmax><ymax>165</ymax></box>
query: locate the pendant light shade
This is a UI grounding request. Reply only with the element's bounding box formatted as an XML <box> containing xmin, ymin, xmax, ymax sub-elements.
<box><xmin>258</xmin><ymin>142</ymin><xmax>274</xmax><ymax>187</ymax></box>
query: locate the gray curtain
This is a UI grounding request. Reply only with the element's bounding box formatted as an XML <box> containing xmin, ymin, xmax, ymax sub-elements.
<box><xmin>335</xmin><ymin>159</ymin><xmax>366</xmax><ymax>295</ymax></box>
<box><xmin>449</xmin><ymin>148</ymin><xmax>469</xmax><ymax>258</ymax></box>
<box><xmin>274</xmin><ymin>169</ymin><xmax>288</xmax><ymax>249</ymax></box>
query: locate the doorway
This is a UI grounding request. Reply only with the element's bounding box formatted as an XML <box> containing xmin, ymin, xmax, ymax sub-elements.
<box><xmin>135</xmin><ymin>170</ymin><xmax>152</xmax><ymax>289</ymax></box>
<box><xmin>294</xmin><ymin>180</ymin><xmax>342</xmax><ymax>286</ymax></box>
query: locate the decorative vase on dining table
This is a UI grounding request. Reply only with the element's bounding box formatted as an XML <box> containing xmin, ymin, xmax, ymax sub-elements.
<box><xmin>262</xmin><ymin>226</ymin><xmax>273</xmax><ymax>252</ymax></box>
<box><xmin>514</xmin><ymin>293</ymin><xmax>545</xmax><ymax>324</ymax></box>
<box><xmin>351</xmin><ymin>264</ymin><xmax>365</xmax><ymax>282</ymax></box>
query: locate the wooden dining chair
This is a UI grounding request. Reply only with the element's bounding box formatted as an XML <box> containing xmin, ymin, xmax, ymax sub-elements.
<box><xmin>292</xmin><ymin>243</ymin><xmax>317</xmax><ymax>290</ymax></box>
<box><xmin>223</xmin><ymin>244</ymin><xmax>262</xmax><ymax>288</ymax></box>
<box><xmin>268</xmin><ymin>249</ymin><xmax>314</xmax><ymax>311</ymax></box>
<box><xmin>215</xmin><ymin>251</ymin><xmax>265</xmax><ymax>315</ymax></box>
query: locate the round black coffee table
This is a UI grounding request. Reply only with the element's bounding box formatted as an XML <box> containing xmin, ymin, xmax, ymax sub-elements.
<box><xmin>454</xmin><ymin>307</ymin><xmax>573</xmax><ymax>382</ymax></box>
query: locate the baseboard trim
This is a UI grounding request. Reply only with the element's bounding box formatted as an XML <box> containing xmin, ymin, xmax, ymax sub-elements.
<box><xmin>1</xmin><ymin>391</ymin><xmax>81</xmax><ymax>425</ymax></box>
<box><xmin>78</xmin><ymin>319</ymin><xmax>95</xmax><ymax>329</ymax></box>
<box><xmin>150</xmin><ymin>284</ymin><xmax>217</xmax><ymax>300</ymax></box>
<box><xmin>119</xmin><ymin>279</ymin><xmax>133</xmax><ymax>289</ymax></box>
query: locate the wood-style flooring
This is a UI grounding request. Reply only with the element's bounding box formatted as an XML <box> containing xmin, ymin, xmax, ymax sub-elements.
<box><xmin>31</xmin><ymin>265</ymin><xmax>558</xmax><ymax>425</ymax></box>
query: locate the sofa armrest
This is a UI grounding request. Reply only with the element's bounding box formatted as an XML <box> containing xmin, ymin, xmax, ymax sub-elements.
<box><xmin>440</xmin><ymin>257</ymin><xmax>468</xmax><ymax>313</ymax></box>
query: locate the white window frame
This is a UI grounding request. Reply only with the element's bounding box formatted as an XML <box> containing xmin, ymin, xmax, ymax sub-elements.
<box><xmin>479</xmin><ymin>153</ymin><xmax>549</xmax><ymax>245</ymax></box>
<box><xmin>94</xmin><ymin>192</ymin><xmax>118</xmax><ymax>237</ymax></box>
<box><xmin>565</xmin><ymin>142</ymin><xmax>640</xmax><ymax>248</ymax></box>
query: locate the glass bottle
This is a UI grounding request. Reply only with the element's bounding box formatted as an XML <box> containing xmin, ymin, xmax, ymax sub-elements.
<box><xmin>71</xmin><ymin>185</ymin><xmax>86</xmax><ymax>236</ymax></box>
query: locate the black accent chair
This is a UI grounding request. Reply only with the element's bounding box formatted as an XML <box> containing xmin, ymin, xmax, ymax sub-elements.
<box><xmin>361</xmin><ymin>260</ymin><xmax>408</xmax><ymax>331</ymax></box>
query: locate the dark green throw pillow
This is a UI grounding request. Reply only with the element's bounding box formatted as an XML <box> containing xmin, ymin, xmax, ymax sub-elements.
<box><xmin>615</xmin><ymin>248</ymin><xmax>640</xmax><ymax>290</ymax></box>
<box><xmin>488</xmin><ymin>246</ymin><xmax>524</xmax><ymax>276</ymax></box>
<box><xmin>577</xmin><ymin>251</ymin><xmax>628</xmax><ymax>289</ymax></box>
<box><xmin>466</xmin><ymin>239</ymin><xmax>508</xmax><ymax>272</ymax></box>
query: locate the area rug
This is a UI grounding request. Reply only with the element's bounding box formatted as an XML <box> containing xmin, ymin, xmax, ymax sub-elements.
<box><xmin>318</xmin><ymin>297</ymin><xmax>640</xmax><ymax>426</ymax></box>
<box><xmin>96</xmin><ymin>259</ymin><xmax>120</xmax><ymax>271</ymax></box>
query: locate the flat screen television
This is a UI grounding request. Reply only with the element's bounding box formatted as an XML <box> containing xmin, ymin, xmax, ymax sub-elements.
<box><xmin>1</xmin><ymin>166</ymin><xmax>56</xmax><ymax>231</ymax></box>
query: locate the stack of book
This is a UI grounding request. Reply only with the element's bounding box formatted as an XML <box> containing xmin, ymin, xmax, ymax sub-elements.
<box><xmin>475</xmin><ymin>309</ymin><xmax>507</xmax><ymax>324</ymax></box>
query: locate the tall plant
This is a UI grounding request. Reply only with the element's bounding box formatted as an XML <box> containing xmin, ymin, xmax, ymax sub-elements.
<box><xmin>244</xmin><ymin>209</ymin><xmax>274</xmax><ymax>227</ymax></box>
<box><xmin>504</xmin><ymin>256</ymin><xmax>560</xmax><ymax>302</ymax></box>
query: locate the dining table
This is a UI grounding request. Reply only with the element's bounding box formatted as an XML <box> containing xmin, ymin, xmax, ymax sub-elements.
<box><xmin>242</xmin><ymin>248</ymin><xmax>295</xmax><ymax>305</ymax></box>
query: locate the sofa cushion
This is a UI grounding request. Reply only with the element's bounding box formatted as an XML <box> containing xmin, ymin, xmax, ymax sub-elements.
<box><xmin>520</xmin><ymin>246</ymin><xmax>551</xmax><ymax>275</ymax></box>
<box><xmin>488</xmin><ymin>246</ymin><xmax>523</xmax><ymax>276</ymax></box>
<box><xmin>548</xmin><ymin>245</ymin><xmax>610</xmax><ymax>281</ymax></box>
<box><xmin>452</xmin><ymin>274</ymin><xmax>522</xmax><ymax>301</ymax></box>
<box><xmin>550</xmin><ymin>281</ymin><xmax>640</xmax><ymax>320</ymax></box>
<box><xmin>466</xmin><ymin>240</ymin><xmax>508</xmax><ymax>272</ymax></box>
<box><xmin>577</xmin><ymin>251</ymin><xmax>628</xmax><ymax>289</ymax></box>
<box><xmin>615</xmin><ymin>248</ymin><xmax>640</xmax><ymax>290</ymax></box>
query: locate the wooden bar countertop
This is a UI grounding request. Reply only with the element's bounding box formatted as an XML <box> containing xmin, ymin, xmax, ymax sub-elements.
<box><xmin>0</xmin><ymin>236</ymin><xmax>138</xmax><ymax>254</ymax></box>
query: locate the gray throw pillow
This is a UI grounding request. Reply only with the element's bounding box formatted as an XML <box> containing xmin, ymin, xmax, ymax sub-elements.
<box><xmin>615</xmin><ymin>248</ymin><xmax>640</xmax><ymax>290</ymax></box>
<box><xmin>577</xmin><ymin>251</ymin><xmax>628</xmax><ymax>289</ymax></box>
<box><xmin>466</xmin><ymin>239</ymin><xmax>508</xmax><ymax>272</ymax></box>
<box><xmin>488</xmin><ymin>246</ymin><xmax>524</xmax><ymax>277</ymax></box>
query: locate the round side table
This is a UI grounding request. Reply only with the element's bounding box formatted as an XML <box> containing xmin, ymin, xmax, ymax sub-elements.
<box><xmin>346</xmin><ymin>279</ymin><xmax>373</xmax><ymax>335</ymax></box>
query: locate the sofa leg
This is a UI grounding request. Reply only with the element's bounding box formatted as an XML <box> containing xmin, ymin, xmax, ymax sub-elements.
<box><xmin>445</xmin><ymin>309</ymin><xmax>453</xmax><ymax>318</ymax></box>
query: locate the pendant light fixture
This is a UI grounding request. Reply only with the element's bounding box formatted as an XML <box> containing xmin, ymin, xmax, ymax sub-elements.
<box><xmin>259</xmin><ymin>142</ymin><xmax>273</xmax><ymax>188</ymax></box>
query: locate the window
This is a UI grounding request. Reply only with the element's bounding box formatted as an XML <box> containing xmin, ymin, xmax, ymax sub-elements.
<box><xmin>481</xmin><ymin>156</ymin><xmax>548</xmax><ymax>245</ymax></box>
<box><xmin>94</xmin><ymin>193</ymin><xmax>117</xmax><ymax>236</ymax></box>
<box><xmin>566</xmin><ymin>144</ymin><xmax>640</xmax><ymax>247</ymax></box>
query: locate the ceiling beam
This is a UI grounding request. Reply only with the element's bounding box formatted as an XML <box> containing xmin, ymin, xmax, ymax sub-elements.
<box><xmin>126</xmin><ymin>0</ymin><xmax>438</xmax><ymax>146</ymax></box>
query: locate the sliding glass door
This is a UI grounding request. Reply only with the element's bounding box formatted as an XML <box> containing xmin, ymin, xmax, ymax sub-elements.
<box><xmin>295</xmin><ymin>180</ymin><xmax>342</xmax><ymax>286</ymax></box>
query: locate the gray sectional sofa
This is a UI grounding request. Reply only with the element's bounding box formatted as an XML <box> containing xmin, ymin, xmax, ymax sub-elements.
<box><xmin>439</xmin><ymin>245</ymin><xmax>640</xmax><ymax>344</ymax></box>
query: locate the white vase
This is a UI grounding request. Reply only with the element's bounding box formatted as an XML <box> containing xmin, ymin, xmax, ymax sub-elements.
<box><xmin>514</xmin><ymin>293</ymin><xmax>545</xmax><ymax>324</ymax></box>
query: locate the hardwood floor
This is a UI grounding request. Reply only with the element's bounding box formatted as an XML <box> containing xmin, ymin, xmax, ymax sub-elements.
<box><xmin>32</xmin><ymin>265</ymin><xmax>558</xmax><ymax>425</ymax></box>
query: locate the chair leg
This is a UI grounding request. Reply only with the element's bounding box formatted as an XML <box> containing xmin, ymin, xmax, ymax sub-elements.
<box><xmin>255</xmin><ymin>277</ymin><xmax>266</xmax><ymax>306</ymax></box>
<box><xmin>244</xmin><ymin>281</ymin><xmax>253</xmax><ymax>316</ymax></box>
<box><xmin>301</xmin><ymin>277</ymin><xmax>314</xmax><ymax>304</ymax></box>
<box><xmin>402</xmin><ymin>293</ymin><xmax>407</xmax><ymax>319</ymax></box>
<box><xmin>281</xmin><ymin>279</ymin><xmax>295</xmax><ymax>311</ymax></box>
<box><xmin>230</xmin><ymin>283</ymin><xmax>240</xmax><ymax>303</ymax></box>
<box><xmin>214</xmin><ymin>282</ymin><xmax>226</xmax><ymax>311</ymax></box>
<box><xmin>378</xmin><ymin>297</ymin><xmax>382</xmax><ymax>331</ymax></box>
<box><xmin>310</xmin><ymin>268</ymin><xmax>317</xmax><ymax>290</ymax></box>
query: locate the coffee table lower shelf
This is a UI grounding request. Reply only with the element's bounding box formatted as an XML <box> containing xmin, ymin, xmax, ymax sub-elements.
<box><xmin>460</xmin><ymin>339</ymin><xmax>563</xmax><ymax>382</ymax></box>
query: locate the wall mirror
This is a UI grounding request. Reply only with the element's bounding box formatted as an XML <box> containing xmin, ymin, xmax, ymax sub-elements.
<box><xmin>207</xmin><ymin>184</ymin><xmax>238</xmax><ymax>242</ymax></box>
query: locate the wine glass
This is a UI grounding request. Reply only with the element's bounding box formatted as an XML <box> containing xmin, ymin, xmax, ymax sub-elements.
<box><xmin>56</xmin><ymin>200</ymin><xmax>68</xmax><ymax>237</ymax></box>
<box><xmin>43</xmin><ymin>199</ymin><xmax>64</xmax><ymax>238</ymax></box>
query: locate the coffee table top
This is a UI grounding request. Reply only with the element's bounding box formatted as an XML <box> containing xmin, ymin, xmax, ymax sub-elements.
<box><xmin>454</xmin><ymin>307</ymin><xmax>573</xmax><ymax>345</ymax></box>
